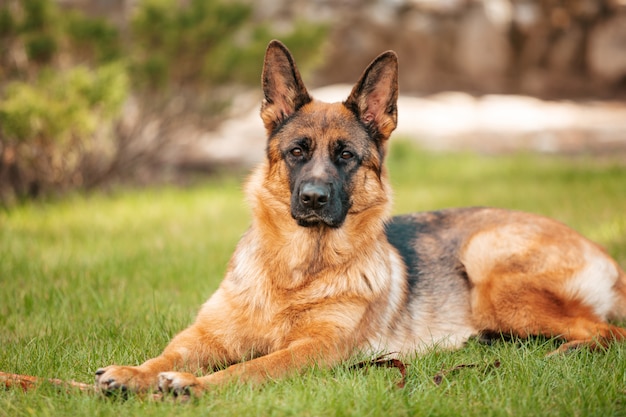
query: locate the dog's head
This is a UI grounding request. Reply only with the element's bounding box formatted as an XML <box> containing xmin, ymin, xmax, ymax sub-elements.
<box><xmin>259</xmin><ymin>40</ymin><xmax>398</xmax><ymax>228</ymax></box>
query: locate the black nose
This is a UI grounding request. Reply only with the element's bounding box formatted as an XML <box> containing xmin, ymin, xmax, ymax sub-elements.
<box><xmin>299</xmin><ymin>183</ymin><xmax>330</xmax><ymax>210</ymax></box>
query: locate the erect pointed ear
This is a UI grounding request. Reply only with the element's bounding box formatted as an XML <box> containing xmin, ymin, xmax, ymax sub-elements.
<box><xmin>344</xmin><ymin>51</ymin><xmax>398</xmax><ymax>142</ymax></box>
<box><xmin>260</xmin><ymin>40</ymin><xmax>312</xmax><ymax>134</ymax></box>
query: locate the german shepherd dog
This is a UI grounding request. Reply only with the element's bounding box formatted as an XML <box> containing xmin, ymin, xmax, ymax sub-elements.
<box><xmin>96</xmin><ymin>40</ymin><xmax>626</xmax><ymax>396</ymax></box>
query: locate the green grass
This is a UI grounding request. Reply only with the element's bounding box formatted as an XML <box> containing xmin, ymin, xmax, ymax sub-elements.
<box><xmin>1</xmin><ymin>141</ymin><xmax>626</xmax><ymax>416</ymax></box>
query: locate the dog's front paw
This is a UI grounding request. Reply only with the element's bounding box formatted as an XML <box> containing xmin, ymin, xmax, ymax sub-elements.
<box><xmin>95</xmin><ymin>365</ymin><xmax>154</xmax><ymax>393</ymax></box>
<box><xmin>158</xmin><ymin>371</ymin><xmax>203</xmax><ymax>397</ymax></box>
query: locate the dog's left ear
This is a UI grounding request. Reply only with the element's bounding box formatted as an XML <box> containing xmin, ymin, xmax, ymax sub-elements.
<box><xmin>261</xmin><ymin>40</ymin><xmax>312</xmax><ymax>135</ymax></box>
<box><xmin>344</xmin><ymin>51</ymin><xmax>398</xmax><ymax>142</ymax></box>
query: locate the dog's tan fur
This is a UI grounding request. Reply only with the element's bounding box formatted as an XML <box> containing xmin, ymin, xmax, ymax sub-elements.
<box><xmin>95</xmin><ymin>40</ymin><xmax>626</xmax><ymax>396</ymax></box>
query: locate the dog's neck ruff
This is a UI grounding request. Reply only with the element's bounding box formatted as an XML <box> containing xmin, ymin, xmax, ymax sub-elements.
<box><xmin>242</xmin><ymin>162</ymin><xmax>394</xmax><ymax>288</ymax></box>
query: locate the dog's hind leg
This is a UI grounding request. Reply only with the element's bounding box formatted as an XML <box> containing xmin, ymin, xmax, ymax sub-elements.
<box><xmin>470</xmin><ymin>272</ymin><xmax>626</xmax><ymax>355</ymax></box>
<box><xmin>470</xmin><ymin>273</ymin><xmax>626</xmax><ymax>354</ymax></box>
<box><xmin>463</xmin><ymin>218</ymin><xmax>626</xmax><ymax>355</ymax></box>
<box><xmin>546</xmin><ymin>322</ymin><xmax>626</xmax><ymax>355</ymax></box>
<box><xmin>550</xmin><ymin>254</ymin><xmax>626</xmax><ymax>354</ymax></box>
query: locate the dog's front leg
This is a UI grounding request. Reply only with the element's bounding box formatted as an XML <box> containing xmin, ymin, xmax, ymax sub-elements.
<box><xmin>95</xmin><ymin>324</ymin><xmax>230</xmax><ymax>393</ymax></box>
<box><xmin>158</xmin><ymin>337</ymin><xmax>351</xmax><ymax>396</ymax></box>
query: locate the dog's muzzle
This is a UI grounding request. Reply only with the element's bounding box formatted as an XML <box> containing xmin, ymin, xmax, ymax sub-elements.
<box><xmin>292</xmin><ymin>180</ymin><xmax>344</xmax><ymax>228</ymax></box>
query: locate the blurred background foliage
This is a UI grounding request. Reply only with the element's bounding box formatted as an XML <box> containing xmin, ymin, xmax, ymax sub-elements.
<box><xmin>0</xmin><ymin>0</ymin><xmax>327</xmax><ymax>205</ymax></box>
<box><xmin>1</xmin><ymin>0</ymin><xmax>626</xmax><ymax>206</ymax></box>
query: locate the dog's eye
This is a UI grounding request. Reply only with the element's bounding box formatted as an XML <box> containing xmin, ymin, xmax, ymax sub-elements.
<box><xmin>290</xmin><ymin>147</ymin><xmax>303</xmax><ymax>157</ymax></box>
<box><xmin>340</xmin><ymin>150</ymin><xmax>354</xmax><ymax>160</ymax></box>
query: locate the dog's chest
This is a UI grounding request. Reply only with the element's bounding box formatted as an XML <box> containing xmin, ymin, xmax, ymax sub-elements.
<box><xmin>212</xmin><ymin>279</ymin><xmax>316</xmax><ymax>353</ymax></box>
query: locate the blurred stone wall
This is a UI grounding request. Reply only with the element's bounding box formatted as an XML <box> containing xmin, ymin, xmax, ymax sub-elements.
<box><xmin>255</xmin><ymin>0</ymin><xmax>626</xmax><ymax>98</ymax></box>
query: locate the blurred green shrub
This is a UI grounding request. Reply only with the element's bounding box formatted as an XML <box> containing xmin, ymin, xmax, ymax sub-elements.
<box><xmin>25</xmin><ymin>2</ymin><xmax>56</xmax><ymax>64</ymax></box>
<box><xmin>129</xmin><ymin>0</ymin><xmax>327</xmax><ymax>90</ymax></box>
<box><xmin>65</xmin><ymin>11</ymin><xmax>122</xmax><ymax>64</ymax></box>
<box><xmin>0</xmin><ymin>64</ymin><xmax>128</xmax><ymax>201</ymax></box>
<box><xmin>204</xmin><ymin>22</ymin><xmax>328</xmax><ymax>85</ymax></box>
<box><xmin>1</xmin><ymin>64</ymin><xmax>127</xmax><ymax>141</ymax></box>
<box><xmin>130</xmin><ymin>0</ymin><xmax>252</xmax><ymax>89</ymax></box>
<box><xmin>0</xmin><ymin>0</ymin><xmax>327</xmax><ymax>204</ymax></box>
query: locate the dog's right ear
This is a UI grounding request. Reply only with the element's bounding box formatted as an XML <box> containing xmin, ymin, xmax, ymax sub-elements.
<box><xmin>260</xmin><ymin>40</ymin><xmax>312</xmax><ymax>135</ymax></box>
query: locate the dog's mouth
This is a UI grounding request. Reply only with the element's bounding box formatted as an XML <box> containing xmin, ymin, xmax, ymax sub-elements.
<box><xmin>293</xmin><ymin>213</ymin><xmax>343</xmax><ymax>228</ymax></box>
